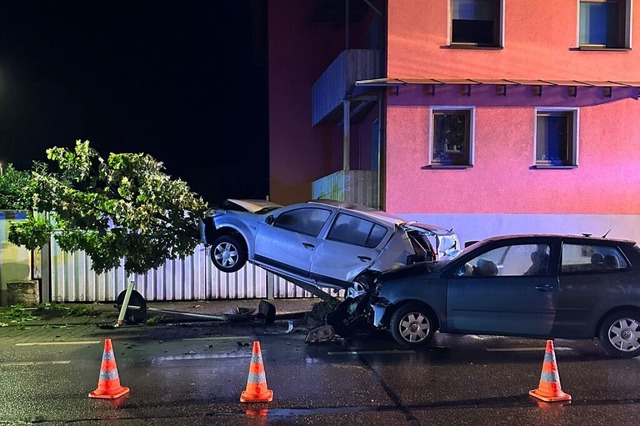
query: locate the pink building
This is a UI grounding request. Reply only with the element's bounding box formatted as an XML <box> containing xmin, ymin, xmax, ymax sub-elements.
<box><xmin>268</xmin><ymin>1</ymin><xmax>640</xmax><ymax>244</ymax></box>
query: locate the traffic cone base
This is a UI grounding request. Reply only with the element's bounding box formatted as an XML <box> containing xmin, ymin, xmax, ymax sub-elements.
<box><xmin>240</xmin><ymin>341</ymin><xmax>273</xmax><ymax>402</ymax></box>
<box><xmin>529</xmin><ymin>340</ymin><xmax>571</xmax><ymax>403</ymax></box>
<box><xmin>89</xmin><ymin>338</ymin><xmax>130</xmax><ymax>399</ymax></box>
<box><xmin>89</xmin><ymin>385</ymin><xmax>130</xmax><ymax>400</ymax></box>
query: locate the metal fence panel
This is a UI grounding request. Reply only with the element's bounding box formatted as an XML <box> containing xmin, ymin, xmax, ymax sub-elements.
<box><xmin>49</xmin><ymin>241</ymin><xmax>327</xmax><ymax>302</ymax></box>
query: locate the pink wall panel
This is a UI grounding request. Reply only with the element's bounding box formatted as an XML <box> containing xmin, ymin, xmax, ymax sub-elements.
<box><xmin>387</xmin><ymin>0</ymin><xmax>639</xmax><ymax>81</ymax></box>
<box><xmin>385</xmin><ymin>94</ymin><xmax>640</xmax><ymax>215</ymax></box>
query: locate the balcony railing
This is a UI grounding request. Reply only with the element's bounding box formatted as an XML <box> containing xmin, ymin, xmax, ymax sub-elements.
<box><xmin>312</xmin><ymin>170</ymin><xmax>378</xmax><ymax>208</ymax></box>
<box><xmin>312</xmin><ymin>49</ymin><xmax>377</xmax><ymax>126</ymax></box>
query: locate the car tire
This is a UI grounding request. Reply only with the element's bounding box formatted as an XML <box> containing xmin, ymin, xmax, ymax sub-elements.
<box><xmin>598</xmin><ymin>309</ymin><xmax>640</xmax><ymax>358</ymax></box>
<box><xmin>390</xmin><ymin>303</ymin><xmax>435</xmax><ymax>348</ymax></box>
<box><xmin>211</xmin><ymin>234</ymin><xmax>247</xmax><ymax>273</ymax></box>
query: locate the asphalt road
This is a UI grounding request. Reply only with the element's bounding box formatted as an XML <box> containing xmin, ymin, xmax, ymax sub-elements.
<box><xmin>1</xmin><ymin>319</ymin><xmax>640</xmax><ymax>425</ymax></box>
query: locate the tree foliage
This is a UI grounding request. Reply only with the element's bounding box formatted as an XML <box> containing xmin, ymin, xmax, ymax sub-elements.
<box><xmin>0</xmin><ymin>163</ymin><xmax>38</xmax><ymax>210</ymax></box>
<box><xmin>9</xmin><ymin>141</ymin><xmax>209</xmax><ymax>275</ymax></box>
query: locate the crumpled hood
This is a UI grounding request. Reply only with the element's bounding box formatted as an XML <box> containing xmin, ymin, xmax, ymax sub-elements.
<box><xmin>221</xmin><ymin>199</ymin><xmax>282</xmax><ymax>213</ymax></box>
<box><xmin>378</xmin><ymin>261</ymin><xmax>437</xmax><ymax>282</ymax></box>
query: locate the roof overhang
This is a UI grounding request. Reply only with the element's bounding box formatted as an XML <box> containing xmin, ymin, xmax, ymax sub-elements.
<box><xmin>355</xmin><ymin>78</ymin><xmax>640</xmax><ymax>88</ymax></box>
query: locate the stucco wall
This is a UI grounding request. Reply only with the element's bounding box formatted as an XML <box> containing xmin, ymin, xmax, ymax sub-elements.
<box><xmin>0</xmin><ymin>212</ymin><xmax>32</xmax><ymax>306</ymax></box>
<box><xmin>268</xmin><ymin>2</ymin><xmax>372</xmax><ymax>204</ymax></box>
<box><xmin>384</xmin><ymin>1</ymin><xmax>640</xmax><ymax>231</ymax></box>
<box><xmin>387</xmin><ymin>0</ymin><xmax>640</xmax><ymax>80</ymax></box>
<box><xmin>384</xmin><ymin>87</ymin><xmax>640</xmax><ymax>214</ymax></box>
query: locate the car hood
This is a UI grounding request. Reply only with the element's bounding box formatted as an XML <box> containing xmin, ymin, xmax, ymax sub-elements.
<box><xmin>377</xmin><ymin>261</ymin><xmax>439</xmax><ymax>281</ymax></box>
<box><xmin>400</xmin><ymin>222</ymin><xmax>461</xmax><ymax>259</ymax></box>
<box><xmin>221</xmin><ymin>199</ymin><xmax>282</xmax><ymax>214</ymax></box>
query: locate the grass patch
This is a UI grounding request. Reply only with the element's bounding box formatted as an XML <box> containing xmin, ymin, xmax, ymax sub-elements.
<box><xmin>34</xmin><ymin>302</ymin><xmax>102</xmax><ymax>318</ymax></box>
<box><xmin>0</xmin><ymin>305</ymin><xmax>37</xmax><ymax>327</ymax></box>
<box><xmin>0</xmin><ymin>302</ymin><xmax>104</xmax><ymax>326</ymax></box>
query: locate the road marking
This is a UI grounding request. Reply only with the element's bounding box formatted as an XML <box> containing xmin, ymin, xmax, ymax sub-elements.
<box><xmin>0</xmin><ymin>361</ymin><xmax>71</xmax><ymax>367</ymax></box>
<box><xmin>327</xmin><ymin>350</ymin><xmax>416</xmax><ymax>355</ymax></box>
<box><xmin>487</xmin><ymin>346</ymin><xmax>573</xmax><ymax>352</ymax></box>
<box><xmin>15</xmin><ymin>340</ymin><xmax>102</xmax><ymax>346</ymax></box>
<box><xmin>183</xmin><ymin>336</ymin><xmax>253</xmax><ymax>341</ymax></box>
<box><xmin>150</xmin><ymin>353</ymin><xmax>252</xmax><ymax>363</ymax></box>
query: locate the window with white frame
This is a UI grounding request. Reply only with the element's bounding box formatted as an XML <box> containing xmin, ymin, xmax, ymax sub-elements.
<box><xmin>451</xmin><ymin>0</ymin><xmax>502</xmax><ymax>47</ymax></box>
<box><xmin>431</xmin><ymin>108</ymin><xmax>473</xmax><ymax>166</ymax></box>
<box><xmin>535</xmin><ymin>109</ymin><xmax>578</xmax><ymax>167</ymax></box>
<box><xmin>579</xmin><ymin>0</ymin><xmax>631</xmax><ymax>48</ymax></box>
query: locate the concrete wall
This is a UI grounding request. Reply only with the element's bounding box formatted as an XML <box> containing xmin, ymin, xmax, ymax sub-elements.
<box><xmin>0</xmin><ymin>212</ymin><xmax>32</xmax><ymax>306</ymax></box>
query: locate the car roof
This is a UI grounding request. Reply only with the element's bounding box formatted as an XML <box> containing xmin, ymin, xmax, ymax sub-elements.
<box><xmin>307</xmin><ymin>199</ymin><xmax>409</xmax><ymax>226</ymax></box>
<box><xmin>472</xmin><ymin>234</ymin><xmax>637</xmax><ymax>246</ymax></box>
<box><xmin>306</xmin><ymin>199</ymin><xmax>457</xmax><ymax>234</ymax></box>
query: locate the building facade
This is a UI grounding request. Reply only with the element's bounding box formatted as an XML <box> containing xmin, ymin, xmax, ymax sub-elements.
<box><xmin>268</xmin><ymin>1</ymin><xmax>640</xmax><ymax>244</ymax></box>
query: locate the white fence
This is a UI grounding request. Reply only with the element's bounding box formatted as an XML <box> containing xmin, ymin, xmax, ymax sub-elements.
<box><xmin>50</xmin><ymin>242</ymin><xmax>316</xmax><ymax>302</ymax></box>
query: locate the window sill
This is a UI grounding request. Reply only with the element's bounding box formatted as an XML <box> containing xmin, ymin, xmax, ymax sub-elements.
<box><xmin>444</xmin><ymin>44</ymin><xmax>503</xmax><ymax>50</ymax></box>
<box><xmin>530</xmin><ymin>165</ymin><xmax>577</xmax><ymax>170</ymax></box>
<box><xmin>572</xmin><ymin>46</ymin><xmax>631</xmax><ymax>52</ymax></box>
<box><xmin>421</xmin><ymin>164</ymin><xmax>472</xmax><ymax>170</ymax></box>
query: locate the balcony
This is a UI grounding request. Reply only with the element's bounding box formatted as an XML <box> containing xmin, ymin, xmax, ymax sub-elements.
<box><xmin>312</xmin><ymin>49</ymin><xmax>378</xmax><ymax>126</ymax></box>
<box><xmin>312</xmin><ymin>170</ymin><xmax>378</xmax><ymax>208</ymax></box>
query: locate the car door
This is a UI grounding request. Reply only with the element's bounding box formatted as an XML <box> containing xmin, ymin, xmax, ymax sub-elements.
<box><xmin>553</xmin><ymin>241</ymin><xmax>631</xmax><ymax>336</ymax></box>
<box><xmin>446</xmin><ymin>241</ymin><xmax>559</xmax><ymax>336</ymax></box>
<box><xmin>310</xmin><ymin>213</ymin><xmax>390</xmax><ymax>286</ymax></box>
<box><xmin>254</xmin><ymin>207</ymin><xmax>333</xmax><ymax>277</ymax></box>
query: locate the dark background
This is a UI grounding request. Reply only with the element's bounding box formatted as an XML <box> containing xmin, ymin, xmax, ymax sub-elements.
<box><xmin>0</xmin><ymin>1</ymin><xmax>268</xmax><ymax>206</ymax></box>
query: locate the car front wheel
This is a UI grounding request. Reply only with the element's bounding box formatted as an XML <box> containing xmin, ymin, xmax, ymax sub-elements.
<box><xmin>211</xmin><ymin>235</ymin><xmax>247</xmax><ymax>273</ymax></box>
<box><xmin>390</xmin><ymin>303</ymin><xmax>435</xmax><ymax>348</ymax></box>
<box><xmin>598</xmin><ymin>309</ymin><xmax>640</xmax><ymax>358</ymax></box>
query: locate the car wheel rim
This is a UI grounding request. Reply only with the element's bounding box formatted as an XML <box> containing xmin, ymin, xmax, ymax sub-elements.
<box><xmin>399</xmin><ymin>312</ymin><xmax>430</xmax><ymax>343</ymax></box>
<box><xmin>608</xmin><ymin>317</ymin><xmax>640</xmax><ymax>352</ymax></box>
<box><xmin>214</xmin><ymin>243</ymin><xmax>238</xmax><ymax>268</ymax></box>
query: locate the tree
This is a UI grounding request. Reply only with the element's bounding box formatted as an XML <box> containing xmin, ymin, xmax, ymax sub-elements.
<box><xmin>0</xmin><ymin>163</ymin><xmax>37</xmax><ymax>210</ymax></box>
<box><xmin>9</xmin><ymin>140</ymin><xmax>209</xmax><ymax>275</ymax></box>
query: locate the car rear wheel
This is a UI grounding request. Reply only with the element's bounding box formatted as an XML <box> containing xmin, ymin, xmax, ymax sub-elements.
<box><xmin>211</xmin><ymin>235</ymin><xmax>247</xmax><ymax>273</ymax></box>
<box><xmin>390</xmin><ymin>303</ymin><xmax>435</xmax><ymax>348</ymax></box>
<box><xmin>598</xmin><ymin>309</ymin><xmax>640</xmax><ymax>358</ymax></box>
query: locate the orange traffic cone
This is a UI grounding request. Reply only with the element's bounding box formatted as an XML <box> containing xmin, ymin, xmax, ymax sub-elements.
<box><xmin>529</xmin><ymin>340</ymin><xmax>571</xmax><ymax>403</ymax></box>
<box><xmin>89</xmin><ymin>338</ymin><xmax>130</xmax><ymax>399</ymax></box>
<box><xmin>240</xmin><ymin>341</ymin><xmax>273</xmax><ymax>402</ymax></box>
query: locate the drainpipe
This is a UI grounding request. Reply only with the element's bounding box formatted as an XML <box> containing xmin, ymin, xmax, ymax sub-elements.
<box><xmin>343</xmin><ymin>99</ymin><xmax>350</xmax><ymax>171</ymax></box>
<box><xmin>343</xmin><ymin>0</ymin><xmax>350</xmax><ymax>172</ymax></box>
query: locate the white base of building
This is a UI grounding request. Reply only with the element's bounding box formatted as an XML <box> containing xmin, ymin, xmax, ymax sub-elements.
<box><xmin>399</xmin><ymin>213</ymin><xmax>640</xmax><ymax>248</ymax></box>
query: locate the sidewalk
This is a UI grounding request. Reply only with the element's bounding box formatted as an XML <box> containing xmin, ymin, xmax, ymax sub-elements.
<box><xmin>1</xmin><ymin>298</ymin><xmax>322</xmax><ymax>328</ymax></box>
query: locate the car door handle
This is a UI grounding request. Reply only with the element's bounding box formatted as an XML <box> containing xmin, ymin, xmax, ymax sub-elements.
<box><xmin>302</xmin><ymin>243</ymin><xmax>315</xmax><ymax>249</ymax></box>
<box><xmin>358</xmin><ymin>256</ymin><xmax>372</xmax><ymax>262</ymax></box>
<box><xmin>535</xmin><ymin>284</ymin><xmax>554</xmax><ymax>292</ymax></box>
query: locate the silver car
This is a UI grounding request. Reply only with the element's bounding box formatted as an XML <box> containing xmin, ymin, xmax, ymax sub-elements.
<box><xmin>200</xmin><ymin>199</ymin><xmax>459</xmax><ymax>297</ymax></box>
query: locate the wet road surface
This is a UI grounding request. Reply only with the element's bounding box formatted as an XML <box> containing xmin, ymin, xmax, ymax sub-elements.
<box><xmin>1</xmin><ymin>321</ymin><xmax>639</xmax><ymax>425</ymax></box>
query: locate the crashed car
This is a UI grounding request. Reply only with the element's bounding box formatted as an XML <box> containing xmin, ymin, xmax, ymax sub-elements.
<box><xmin>200</xmin><ymin>198</ymin><xmax>460</xmax><ymax>298</ymax></box>
<box><xmin>354</xmin><ymin>233</ymin><xmax>640</xmax><ymax>358</ymax></box>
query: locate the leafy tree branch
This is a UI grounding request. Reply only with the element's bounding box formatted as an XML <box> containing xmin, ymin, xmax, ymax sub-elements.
<box><xmin>8</xmin><ymin>140</ymin><xmax>209</xmax><ymax>275</ymax></box>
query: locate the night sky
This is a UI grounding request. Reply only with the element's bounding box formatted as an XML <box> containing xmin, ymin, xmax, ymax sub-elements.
<box><xmin>0</xmin><ymin>1</ymin><xmax>268</xmax><ymax>206</ymax></box>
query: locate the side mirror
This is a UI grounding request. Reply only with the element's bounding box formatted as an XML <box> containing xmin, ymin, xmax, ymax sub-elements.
<box><xmin>265</xmin><ymin>215</ymin><xmax>275</xmax><ymax>225</ymax></box>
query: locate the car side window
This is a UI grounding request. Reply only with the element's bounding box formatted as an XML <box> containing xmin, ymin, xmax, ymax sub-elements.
<box><xmin>459</xmin><ymin>244</ymin><xmax>551</xmax><ymax>277</ymax></box>
<box><xmin>274</xmin><ymin>208</ymin><xmax>331</xmax><ymax>237</ymax></box>
<box><xmin>561</xmin><ymin>243</ymin><xmax>628</xmax><ymax>273</ymax></box>
<box><xmin>326</xmin><ymin>213</ymin><xmax>387</xmax><ymax>248</ymax></box>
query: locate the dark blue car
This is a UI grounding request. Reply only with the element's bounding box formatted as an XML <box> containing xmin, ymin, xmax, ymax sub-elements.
<box><xmin>369</xmin><ymin>234</ymin><xmax>640</xmax><ymax>358</ymax></box>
